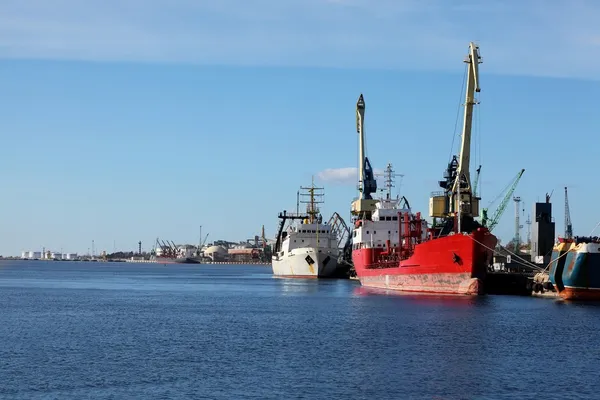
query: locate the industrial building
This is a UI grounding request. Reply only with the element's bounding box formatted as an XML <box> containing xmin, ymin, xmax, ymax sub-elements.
<box><xmin>21</xmin><ymin>251</ymin><xmax>42</xmax><ymax>260</ymax></box>
<box><xmin>20</xmin><ymin>251</ymin><xmax>78</xmax><ymax>261</ymax></box>
<box><xmin>492</xmin><ymin>192</ymin><xmax>556</xmax><ymax>272</ymax></box>
<box><xmin>203</xmin><ymin>245</ymin><xmax>228</xmax><ymax>262</ymax></box>
<box><xmin>228</xmin><ymin>247</ymin><xmax>262</xmax><ymax>262</ymax></box>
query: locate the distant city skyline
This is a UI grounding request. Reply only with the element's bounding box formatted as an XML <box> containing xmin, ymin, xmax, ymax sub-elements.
<box><xmin>2</xmin><ymin>1</ymin><xmax>600</xmax><ymax>256</ymax></box>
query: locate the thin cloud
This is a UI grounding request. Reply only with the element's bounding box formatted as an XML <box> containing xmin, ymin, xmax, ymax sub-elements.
<box><xmin>317</xmin><ymin>167</ymin><xmax>358</xmax><ymax>185</ymax></box>
<box><xmin>317</xmin><ymin>167</ymin><xmax>385</xmax><ymax>185</ymax></box>
<box><xmin>1</xmin><ymin>0</ymin><xmax>599</xmax><ymax>79</ymax></box>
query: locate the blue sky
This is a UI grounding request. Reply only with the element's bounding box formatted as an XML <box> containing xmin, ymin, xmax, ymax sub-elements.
<box><xmin>1</xmin><ymin>0</ymin><xmax>600</xmax><ymax>256</ymax></box>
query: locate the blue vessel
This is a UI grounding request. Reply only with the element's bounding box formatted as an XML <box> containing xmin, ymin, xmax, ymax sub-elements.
<box><xmin>549</xmin><ymin>237</ymin><xmax>600</xmax><ymax>300</ymax></box>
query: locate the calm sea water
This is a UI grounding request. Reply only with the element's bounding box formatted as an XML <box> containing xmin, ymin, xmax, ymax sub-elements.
<box><xmin>1</xmin><ymin>260</ymin><xmax>599</xmax><ymax>400</ymax></box>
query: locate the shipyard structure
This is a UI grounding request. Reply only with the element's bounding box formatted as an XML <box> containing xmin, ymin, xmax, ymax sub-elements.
<box><xmin>491</xmin><ymin>193</ymin><xmax>555</xmax><ymax>272</ymax></box>
<box><xmin>150</xmin><ymin>234</ymin><xmax>274</xmax><ymax>264</ymax></box>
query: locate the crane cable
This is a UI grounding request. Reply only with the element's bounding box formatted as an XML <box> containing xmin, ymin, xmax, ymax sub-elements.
<box><xmin>589</xmin><ymin>220</ymin><xmax>600</xmax><ymax>236</ymax></box>
<box><xmin>448</xmin><ymin>64</ymin><xmax>468</xmax><ymax>164</ymax></box>
<box><xmin>468</xmin><ymin>236</ymin><xmax>545</xmax><ymax>272</ymax></box>
<box><xmin>476</xmin><ymin>85</ymin><xmax>482</xmax><ymax>198</ymax></box>
<box><xmin>469</xmin><ymin>235</ymin><xmax>581</xmax><ymax>275</ymax></box>
<box><xmin>486</xmin><ymin>171</ymin><xmax>520</xmax><ymax>209</ymax></box>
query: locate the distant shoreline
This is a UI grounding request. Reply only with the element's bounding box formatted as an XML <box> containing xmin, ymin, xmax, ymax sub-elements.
<box><xmin>1</xmin><ymin>257</ymin><xmax>271</xmax><ymax>266</ymax></box>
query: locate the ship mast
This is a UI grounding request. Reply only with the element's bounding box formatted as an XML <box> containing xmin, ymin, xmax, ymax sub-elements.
<box><xmin>376</xmin><ymin>163</ymin><xmax>404</xmax><ymax>200</ymax></box>
<box><xmin>300</xmin><ymin>177</ymin><xmax>323</xmax><ymax>224</ymax></box>
<box><xmin>450</xmin><ymin>42</ymin><xmax>482</xmax><ymax>218</ymax></box>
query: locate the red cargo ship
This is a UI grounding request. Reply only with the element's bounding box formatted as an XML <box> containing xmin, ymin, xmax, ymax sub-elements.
<box><xmin>350</xmin><ymin>42</ymin><xmax>497</xmax><ymax>295</ymax></box>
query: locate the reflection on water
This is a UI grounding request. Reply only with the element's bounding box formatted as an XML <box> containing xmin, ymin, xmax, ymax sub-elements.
<box><xmin>352</xmin><ymin>285</ymin><xmax>482</xmax><ymax>305</ymax></box>
<box><xmin>275</xmin><ymin>276</ymin><xmax>354</xmax><ymax>296</ymax></box>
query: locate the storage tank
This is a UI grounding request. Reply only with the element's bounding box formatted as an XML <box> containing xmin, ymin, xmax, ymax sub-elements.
<box><xmin>32</xmin><ymin>251</ymin><xmax>42</xmax><ymax>259</ymax></box>
<box><xmin>65</xmin><ymin>253</ymin><xmax>78</xmax><ymax>260</ymax></box>
<box><xmin>204</xmin><ymin>245</ymin><xmax>228</xmax><ymax>261</ymax></box>
<box><xmin>51</xmin><ymin>252</ymin><xmax>62</xmax><ymax>260</ymax></box>
<box><xmin>21</xmin><ymin>251</ymin><xmax>28</xmax><ymax>259</ymax></box>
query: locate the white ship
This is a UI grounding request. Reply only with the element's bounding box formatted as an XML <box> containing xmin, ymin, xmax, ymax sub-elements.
<box><xmin>272</xmin><ymin>182</ymin><xmax>340</xmax><ymax>278</ymax></box>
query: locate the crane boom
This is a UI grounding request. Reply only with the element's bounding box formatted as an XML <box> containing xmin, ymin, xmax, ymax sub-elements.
<box><xmin>485</xmin><ymin>169</ymin><xmax>525</xmax><ymax>232</ymax></box>
<box><xmin>451</xmin><ymin>42</ymin><xmax>482</xmax><ymax>197</ymax></box>
<box><xmin>564</xmin><ymin>187</ymin><xmax>573</xmax><ymax>239</ymax></box>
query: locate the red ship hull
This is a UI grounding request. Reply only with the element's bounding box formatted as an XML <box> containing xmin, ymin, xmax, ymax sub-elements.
<box><xmin>352</xmin><ymin>228</ymin><xmax>497</xmax><ymax>295</ymax></box>
<box><xmin>559</xmin><ymin>287</ymin><xmax>600</xmax><ymax>301</ymax></box>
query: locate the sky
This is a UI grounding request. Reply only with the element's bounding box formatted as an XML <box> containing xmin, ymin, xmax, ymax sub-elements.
<box><xmin>1</xmin><ymin>0</ymin><xmax>600</xmax><ymax>256</ymax></box>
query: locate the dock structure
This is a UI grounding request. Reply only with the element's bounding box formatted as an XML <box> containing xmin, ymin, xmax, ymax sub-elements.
<box><xmin>486</xmin><ymin>194</ymin><xmax>557</xmax><ymax>296</ymax></box>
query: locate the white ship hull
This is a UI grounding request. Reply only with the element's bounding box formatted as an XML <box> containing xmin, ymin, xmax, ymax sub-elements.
<box><xmin>272</xmin><ymin>247</ymin><xmax>339</xmax><ymax>278</ymax></box>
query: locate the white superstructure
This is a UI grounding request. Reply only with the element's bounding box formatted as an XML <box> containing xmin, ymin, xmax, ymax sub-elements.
<box><xmin>272</xmin><ymin>182</ymin><xmax>339</xmax><ymax>278</ymax></box>
<box><xmin>352</xmin><ymin>194</ymin><xmax>428</xmax><ymax>251</ymax></box>
<box><xmin>272</xmin><ymin>219</ymin><xmax>339</xmax><ymax>277</ymax></box>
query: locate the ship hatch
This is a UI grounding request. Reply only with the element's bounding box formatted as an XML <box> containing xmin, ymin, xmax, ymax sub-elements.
<box><xmin>323</xmin><ymin>256</ymin><xmax>331</xmax><ymax>265</ymax></box>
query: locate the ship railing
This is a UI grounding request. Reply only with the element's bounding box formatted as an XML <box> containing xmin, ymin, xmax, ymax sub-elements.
<box><xmin>574</xmin><ymin>236</ymin><xmax>600</xmax><ymax>244</ymax></box>
<box><xmin>430</xmin><ymin>191</ymin><xmax>445</xmax><ymax>197</ymax></box>
<box><xmin>278</xmin><ymin>212</ymin><xmax>309</xmax><ymax>219</ymax></box>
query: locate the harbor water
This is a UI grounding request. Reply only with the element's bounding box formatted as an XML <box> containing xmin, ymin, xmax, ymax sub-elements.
<box><xmin>1</xmin><ymin>260</ymin><xmax>599</xmax><ymax>399</ymax></box>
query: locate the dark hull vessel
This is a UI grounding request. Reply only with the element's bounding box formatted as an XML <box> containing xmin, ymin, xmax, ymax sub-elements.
<box><xmin>549</xmin><ymin>237</ymin><xmax>600</xmax><ymax>300</ymax></box>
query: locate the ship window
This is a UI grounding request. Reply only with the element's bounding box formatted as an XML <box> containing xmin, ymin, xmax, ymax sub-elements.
<box><xmin>388</xmin><ymin>231</ymin><xmax>391</xmax><ymax>234</ymax></box>
<box><xmin>374</xmin><ymin>231</ymin><xmax>376</xmax><ymax>234</ymax></box>
<box><xmin>392</xmin><ymin>216</ymin><xmax>398</xmax><ymax>221</ymax></box>
<box><xmin>302</xmin><ymin>240</ymin><xmax>305</xmax><ymax>242</ymax></box>
<box><xmin>312</xmin><ymin>230</ymin><xmax>316</xmax><ymax>233</ymax></box>
<box><xmin>366</xmin><ymin>231</ymin><xmax>369</xmax><ymax>234</ymax></box>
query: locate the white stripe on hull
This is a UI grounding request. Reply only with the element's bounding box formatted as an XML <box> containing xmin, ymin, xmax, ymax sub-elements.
<box><xmin>272</xmin><ymin>247</ymin><xmax>338</xmax><ymax>277</ymax></box>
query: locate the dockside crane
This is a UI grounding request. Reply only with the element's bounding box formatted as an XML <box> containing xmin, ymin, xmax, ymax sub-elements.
<box><xmin>564</xmin><ymin>186</ymin><xmax>573</xmax><ymax>239</ymax></box>
<box><xmin>350</xmin><ymin>94</ymin><xmax>379</xmax><ymax>221</ymax></box>
<box><xmin>429</xmin><ymin>42</ymin><xmax>482</xmax><ymax>235</ymax></box>
<box><xmin>482</xmin><ymin>168</ymin><xmax>525</xmax><ymax>232</ymax></box>
<box><xmin>201</xmin><ymin>233</ymin><xmax>209</xmax><ymax>248</ymax></box>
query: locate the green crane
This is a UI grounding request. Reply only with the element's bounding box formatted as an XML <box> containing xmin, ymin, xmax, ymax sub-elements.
<box><xmin>482</xmin><ymin>168</ymin><xmax>525</xmax><ymax>231</ymax></box>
